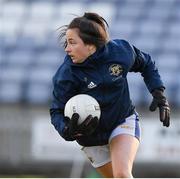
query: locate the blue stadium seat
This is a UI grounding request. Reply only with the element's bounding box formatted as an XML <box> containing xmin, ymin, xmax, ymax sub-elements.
<box><xmin>156</xmin><ymin>53</ymin><xmax>180</xmax><ymax>71</ymax></box>
<box><xmin>87</xmin><ymin>2</ymin><xmax>116</xmax><ymax>25</ymax></box>
<box><xmin>127</xmin><ymin>73</ymin><xmax>146</xmax><ymax>105</ymax></box>
<box><xmin>22</xmin><ymin>20</ymin><xmax>50</xmax><ymax>39</ymax></box>
<box><xmin>15</xmin><ymin>36</ymin><xmax>37</xmax><ymax>50</ymax></box>
<box><xmin>138</xmin><ymin>20</ymin><xmax>164</xmax><ymax>37</ymax></box>
<box><xmin>6</xmin><ymin>48</ymin><xmax>34</xmax><ymax>67</ymax></box>
<box><xmin>27</xmin><ymin>66</ymin><xmax>55</xmax><ymax>85</ymax></box>
<box><xmin>161</xmin><ymin>36</ymin><xmax>180</xmax><ymax>53</ymax></box>
<box><xmin>158</xmin><ymin>70</ymin><xmax>178</xmax><ymax>105</ymax></box>
<box><xmin>0</xmin><ymin>66</ymin><xmax>27</xmax><ymax>82</ymax></box>
<box><xmin>117</xmin><ymin>0</ymin><xmax>146</xmax><ymax>20</ymax></box>
<box><xmin>34</xmin><ymin>49</ymin><xmax>64</xmax><ymax>68</ymax></box>
<box><xmin>56</xmin><ymin>2</ymin><xmax>85</xmax><ymax>16</ymax></box>
<box><xmin>0</xmin><ymin>81</ymin><xmax>23</xmax><ymax>103</ymax></box>
<box><xmin>168</xmin><ymin>23</ymin><xmax>180</xmax><ymax>37</ymax></box>
<box><xmin>29</xmin><ymin>2</ymin><xmax>55</xmax><ymax>21</ymax></box>
<box><xmin>2</xmin><ymin>1</ymin><xmax>27</xmax><ymax>20</ymax></box>
<box><xmin>24</xmin><ymin>66</ymin><xmax>55</xmax><ymax>104</ymax></box>
<box><xmin>111</xmin><ymin>20</ymin><xmax>135</xmax><ymax>39</ymax></box>
<box><xmin>25</xmin><ymin>82</ymin><xmax>51</xmax><ymax>104</ymax></box>
<box><xmin>132</xmin><ymin>34</ymin><xmax>159</xmax><ymax>53</ymax></box>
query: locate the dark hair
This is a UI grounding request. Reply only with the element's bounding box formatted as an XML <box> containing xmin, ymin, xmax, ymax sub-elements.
<box><xmin>58</xmin><ymin>12</ymin><xmax>109</xmax><ymax>49</ymax></box>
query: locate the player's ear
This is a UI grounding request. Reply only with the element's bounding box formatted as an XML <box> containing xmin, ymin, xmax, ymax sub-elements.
<box><xmin>87</xmin><ymin>45</ymin><xmax>96</xmax><ymax>55</ymax></box>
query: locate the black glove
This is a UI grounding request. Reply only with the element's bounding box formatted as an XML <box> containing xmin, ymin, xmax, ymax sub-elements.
<box><xmin>78</xmin><ymin>114</ymin><xmax>99</xmax><ymax>136</ymax></box>
<box><xmin>63</xmin><ymin>113</ymin><xmax>99</xmax><ymax>141</ymax></box>
<box><xmin>149</xmin><ymin>88</ymin><xmax>170</xmax><ymax>127</ymax></box>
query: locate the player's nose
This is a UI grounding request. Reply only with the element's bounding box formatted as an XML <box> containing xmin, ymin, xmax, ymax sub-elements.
<box><xmin>65</xmin><ymin>45</ymin><xmax>71</xmax><ymax>53</ymax></box>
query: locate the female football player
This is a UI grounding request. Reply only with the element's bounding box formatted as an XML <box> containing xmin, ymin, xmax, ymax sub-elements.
<box><xmin>50</xmin><ymin>12</ymin><xmax>170</xmax><ymax>178</ymax></box>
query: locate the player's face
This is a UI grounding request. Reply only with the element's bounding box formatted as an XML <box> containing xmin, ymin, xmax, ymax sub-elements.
<box><xmin>65</xmin><ymin>28</ymin><xmax>95</xmax><ymax>63</ymax></box>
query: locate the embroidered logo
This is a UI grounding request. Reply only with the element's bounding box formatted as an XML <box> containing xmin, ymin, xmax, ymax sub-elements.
<box><xmin>87</xmin><ymin>82</ymin><xmax>97</xmax><ymax>89</ymax></box>
<box><xmin>109</xmin><ymin>64</ymin><xmax>123</xmax><ymax>76</ymax></box>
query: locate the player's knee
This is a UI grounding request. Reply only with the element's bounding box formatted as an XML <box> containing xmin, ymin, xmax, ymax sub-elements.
<box><xmin>113</xmin><ymin>169</ymin><xmax>132</xmax><ymax>178</ymax></box>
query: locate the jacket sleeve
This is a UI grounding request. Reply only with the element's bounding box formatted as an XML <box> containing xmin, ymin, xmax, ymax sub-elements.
<box><xmin>129</xmin><ymin>45</ymin><xmax>165</xmax><ymax>92</ymax></box>
<box><xmin>49</xmin><ymin>64</ymin><xmax>79</xmax><ymax>139</ymax></box>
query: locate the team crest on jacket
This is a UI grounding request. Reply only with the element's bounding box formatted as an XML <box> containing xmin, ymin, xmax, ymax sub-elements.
<box><xmin>109</xmin><ymin>64</ymin><xmax>123</xmax><ymax>76</ymax></box>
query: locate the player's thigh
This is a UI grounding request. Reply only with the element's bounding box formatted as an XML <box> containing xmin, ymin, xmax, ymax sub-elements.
<box><xmin>96</xmin><ymin>161</ymin><xmax>113</xmax><ymax>178</ymax></box>
<box><xmin>110</xmin><ymin>134</ymin><xmax>139</xmax><ymax>174</ymax></box>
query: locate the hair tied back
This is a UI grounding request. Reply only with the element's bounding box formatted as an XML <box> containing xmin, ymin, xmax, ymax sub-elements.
<box><xmin>83</xmin><ymin>12</ymin><xmax>109</xmax><ymax>28</ymax></box>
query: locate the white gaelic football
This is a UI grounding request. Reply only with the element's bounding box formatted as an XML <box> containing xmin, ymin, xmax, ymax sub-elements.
<box><xmin>64</xmin><ymin>94</ymin><xmax>101</xmax><ymax>124</ymax></box>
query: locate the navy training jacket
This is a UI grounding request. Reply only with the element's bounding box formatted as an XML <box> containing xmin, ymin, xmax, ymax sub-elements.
<box><xmin>50</xmin><ymin>39</ymin><xmax>164</xmax><ymax>146</ymax></box>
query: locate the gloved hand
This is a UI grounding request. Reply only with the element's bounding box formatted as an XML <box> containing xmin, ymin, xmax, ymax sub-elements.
<box><xmin>149</xmin><ymin>88</ymin><xmax>170</xmax><ymax>127</ymax></box>
<box><xmin>77</xmin><ymin>114</ymin><xmax>99</xmax><ymax>135</ymax></box>
<box><xmin>63</xmin><ymin>113</ymin><xmax>99</xmax><ymax>141</ymax></box>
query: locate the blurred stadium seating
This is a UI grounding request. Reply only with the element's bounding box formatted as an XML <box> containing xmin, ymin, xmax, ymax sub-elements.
<box><xmin>0</xmin><ymin>0</ymin><xmax>180</xmax><ymax>107</ymax></box>
<box><xmin>0</xmin><ymin>0</ymin><xmax>180</xmax><ymax>177</ymax></box>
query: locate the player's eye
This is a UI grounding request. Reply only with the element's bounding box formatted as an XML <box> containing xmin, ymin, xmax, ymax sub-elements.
<box><xmin>69</xmin><ymin>41</ymin><xmax>76</xmax><ymax>45</ymax></box>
